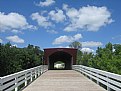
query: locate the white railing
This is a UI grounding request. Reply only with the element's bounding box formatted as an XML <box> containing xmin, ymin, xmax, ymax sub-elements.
<box><xmin>0</xmin><ymin>65</ymin><xmax>48</xmax><ymax>91</ymax></box>
<box><xmin>73</xmin><ymin>65</ymin><xmax>121</xmax><ymax>91</ymax></box>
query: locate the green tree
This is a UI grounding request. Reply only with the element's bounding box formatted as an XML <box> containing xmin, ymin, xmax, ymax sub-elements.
<box><xmin>0</xmin><ymin>43</ymin><xmax>43</xmax><ymax>76</ymax></box>
<box><xmin>77</xmin><ymin>42</ymin><xmax>121</xmax><ymax>75</ymax></box>
<box><xmin>69</xmin><ymin>41</ymin><xmax>82</xmax><ymax>49</ymax></box>
<box><xmin>69</xmin><ymin>41</ymin><xmax>82</xmax><ymax>64</ymax></box>
<box><xmin>76</xmin><ymin>50</ymin><xmax>82</xmax><ymax>64</ymax></box>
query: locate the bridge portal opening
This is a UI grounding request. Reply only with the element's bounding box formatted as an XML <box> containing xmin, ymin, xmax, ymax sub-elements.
<box><xmin>54</xmin><ymin>61</ymin><xmax>65</xmax><ymax>69</ymax></box>
<box><xmin>49</xmin><ymin>51</ymin><xmax>72</xmax><ymax>70</ymax></box>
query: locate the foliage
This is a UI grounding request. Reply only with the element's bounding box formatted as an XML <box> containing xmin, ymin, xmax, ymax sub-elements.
<box><xmin>69</xmin><ymin>41</ymin><xmax>82</xmax><ymax>49</ymax></box>
<box><xmin>77</xmin><ymin>42</ymin><xmax>121</xmax><ymax>75</ymax></box>
<box><xmin>0</xmin><ymin>43</ymin><xmax>43</xmax><ymax>76</ymax></box>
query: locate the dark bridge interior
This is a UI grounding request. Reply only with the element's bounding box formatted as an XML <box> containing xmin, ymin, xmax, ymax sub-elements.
<box><xmin>48</xmin><ymin>51</ymin><xmax>72</xmax><ymax>70</ymax></box>
<box><xmin>44</xmin><ymin>48</ymin><xmax>77</xmax><ymax>70</ymax></box>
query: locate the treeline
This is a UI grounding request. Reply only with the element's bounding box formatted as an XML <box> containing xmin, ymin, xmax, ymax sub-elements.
<box><xmin>0</xmin><ymin>42</ymin><xmax>43</xmax><ymax>77</ymax></box>
<box><xmin>77</xmin><ymin>42</ymin><xmax>121</xmax><ymax>75</ymax></box>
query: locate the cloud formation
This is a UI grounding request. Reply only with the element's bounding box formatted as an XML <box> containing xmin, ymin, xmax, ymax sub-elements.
<box><xmin>53</xmin><ymin>33</ymin><xmax>82</xmax><ymax>44</ymax></box>
<box><xmin>49</xmin><ymin>9</ymin><xmax>66</xmax><ymax>23</ymax></box>
<box><xmin>81</xmin><ymin>48</ymin><xmax>94</xmax><ymax>53</ymax></box>
<box><xmin>63</xmin><ymin>5</ymin><xmax>113</xmax><ymax>32</ymax></box>
<box><xmin>0</xmin><ymin>12</ymin><xmax>35</xmax><ymax>32</ymax></box>
<box><xmin>31</xmin><ymin>5</ymin><xmax>113</xmax><ymax>34</ymax></box>
<box><xmin>31</xmin><ymin>12</ymin><xmax>52</xmax><ymax>28</ymax></box>
<box><xmin>82</xmin><ymin>41</ymin><xmax>103</xmax><ymax>47</ymax></box>
<box><xmin>46</xmin><ymin>30</ymin><xmax>58</xmax><ymax>34</ymax></box>
<box><xmin>36</xmin><ymin>0</ymin><xmax>55</xmax><ymax>7</ymax></box>
<box><xmin>6</xmin><ymin>35</ymin><xmax>24</xmax><ymax>43</ymax></box>
<box><xmin>0</xmin><ymin>39</ymin><xmax>3</xmax><ymax>43</ymax></box>
<box><xmin>112</xmin><ymin>35</ymin><xmax>121</xmax><ymax>40</ymax></box>
<box><xmin>11</xmin><ymin>29</ymin><xmax>23</xmax><ymax>34</ymax></box>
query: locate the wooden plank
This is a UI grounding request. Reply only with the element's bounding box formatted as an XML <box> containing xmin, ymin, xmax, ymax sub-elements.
<box><xmin>23</xmin><ymin>70</ymin><xmax>106</xmax><ymax>91</ymax></box>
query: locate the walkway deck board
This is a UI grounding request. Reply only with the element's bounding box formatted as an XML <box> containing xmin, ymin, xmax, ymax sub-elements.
<box><xmin>23</xmin><ymin>70</ymin><xmax>106</xmax><ymax>91</ymax></box>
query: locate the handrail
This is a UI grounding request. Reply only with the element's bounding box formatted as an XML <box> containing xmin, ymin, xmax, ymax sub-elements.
<box><xmin>72</xmin><ymin>65</ymin><xmax>121</xmax><ymax>91</ymax></box>
<box><xmin>0</xmin><ymin>65</ymin><xmax>48</xmax><ymax>91</ymax></box>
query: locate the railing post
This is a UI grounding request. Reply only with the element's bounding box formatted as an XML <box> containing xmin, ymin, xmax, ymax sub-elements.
<box><xmin>15</xmin><ymin>77</ymin><xmax>18</xmax><ymax>91</ymax></box>
<box><xmin>25</xmin><ymin>73</ymin><xmax>27</xmax><ymax>87</ymax></box>
<box><xmin>31</xmin><ymin>71</ymin><xmax>33</xmax><ymax>82</ymax></box>
<box><xmin>97</xmin><ymin>80</ymin><xmax>99</xmax><ymax>85</ymax></box>
<box><xmin>89</xmin><ymin>77</ymin><xmax>92</xmax><ymax>81</ymax></box>
<box><xmin>107</xmin><ymin>76</ymin><xmax>111</xmax><ymax>91</ymax></box>
<box><xmin>41</xmin><ymin>66</ymin><xmax>43</xmax><ymax>74</ymax></box>
<box><xmin>96</xmin><ymin>72</ymin><xmax>99</xmax><ymax>85</ymax></box>
<box><xmin>35</xmin><ymin>69</ymin><xmax>37</xmax><ymax>79</ymax></box>
<box><xmin>42</xmin><ymin>65</ymin><xmax>44</xmax><ymax>73</ymax></box>
<box><xmin>41</xmin><ymin>67</ymin><xmax>43</xmax><ymax>75</ymax></box>
<box><xmin>107</xmin><ymin>87</ymin><xmax>111</xmax><ymax>91</ymax></box>
<box><xmin>38</xmin><ymin>67</ymin><xmax>40</xmax><ymax>76</ymax></box>
<box><xmin>0</xmin><ymin>78</ymin><xmax>3</xmax><ymax>91</ymax></box>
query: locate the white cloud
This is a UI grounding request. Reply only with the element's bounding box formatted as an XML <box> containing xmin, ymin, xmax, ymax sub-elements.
<box><xmin>49</xmin><ymin>9</ymin><xmax>66</xmax><ymax>23</ymax></box>
<box><xmin>64</xmin><ymin>4</ymin><xmax>79</xmax><ymax>19</ymax></box>
<box><xmin>81</xmin><ymin>48</ymin><xmax>94</xmax><ymax>53</ymax></box>
<box><xmin>6</xmin><ymin>35</ymin><xmax>24</xmax><ymax>43</ymax></box>
<box><xmin>0</xmin><ymin>38</ymin><xmax>3</xmax><ymax>43</ymax></box>
<box><xmin>11</xmin><ymin>29</ymin><xmax>23</xmax><ymax>34</ymax></box>
<box><xmin>0</xmin><ymin>12</ymin><xmax>35</xmax><ymax>32</ymax></box>
<box><xmin>74</xmin><ymin>34</ymin><xmax>82</xmax><ymax>40</ymax></box>
<box><xmin>63</xmin><ymin>5</ymin><xmax>113</xmax><ymax>32</ymax></box>
<box><xmin>53</xmin><ymin>33</ymin><xmax>82</xmax><ymax>45</ymax></box>
<box><xmin>62</xmin><ymin>4</ymin><xmax>68</xmax><ymax>11</ymax></box>
<box><xmin>31</xmin><ymin>12</ymin><xmax>52</xmax><ymax>28</ymax></box>
<box><xmin>54</xmin><ymin>46</ymin><xmax>70</xmax><ymax>48</ymax></box>
<box><xmin>36</xmin><ymin>0</ymin><xmax>55</xmax><ymax>7</ymax></box>
<box><xmin>112</xmin><ymin>35</ymin><xmax>121</xmax><ymax>40</ymax></box>
<box><xmin>47</xmin><ymin>30</ymin><xmax>58</xmax><ymax>34</ymax></box>
<box><xmin>12</xmin><ymin>44</ymin><xmax>18</xmax><ymax>47</ymax></box>
<box><xmin>82</xmin><ymin>41</ymin><xmax>103</xmax><ymax>47</ymax></box>
<box><xmin>55</xmin><ymin>46</ymin><xmax>65</xmax><ymax>48</ymax></box>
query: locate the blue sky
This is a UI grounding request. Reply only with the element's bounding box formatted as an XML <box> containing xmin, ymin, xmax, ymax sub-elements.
<box><xmin>0</xmin><ymin>0</ymin><xmax>121</xmax><ymax>52</ymax></box>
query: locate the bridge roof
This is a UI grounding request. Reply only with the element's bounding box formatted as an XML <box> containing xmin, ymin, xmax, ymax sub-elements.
<box><xmin>44</xmin><ymin>48</ymin><xmax>77</xmax><ymax>50</ymax></box>
<box><xmin>44</xmin><ymin>48</ymin><xmax>77</xmax><ymax>65</ymax></box>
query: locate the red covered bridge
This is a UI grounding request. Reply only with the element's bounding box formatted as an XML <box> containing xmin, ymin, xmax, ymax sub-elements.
<box><xmin>44</xmin><ymin>48</ymin><xmax>77</xmax><ymax>70</ymax></box>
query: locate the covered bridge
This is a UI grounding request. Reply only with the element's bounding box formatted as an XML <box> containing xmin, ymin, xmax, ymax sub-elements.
<box><xmin>44</xmin><ymin>48</ymin><xmax>77</xmax><ymax>70</ymax></box>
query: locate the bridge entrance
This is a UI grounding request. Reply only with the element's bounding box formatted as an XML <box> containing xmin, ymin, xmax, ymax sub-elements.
<box><xmin>44</xmin><ymin>48</ymin><xmax>77</xmax><ymax>70</ymax></box>
<box><xmin>49</xmin><ymin>51</ymin><xmax>72</xmax><ymax>70</ymax></box>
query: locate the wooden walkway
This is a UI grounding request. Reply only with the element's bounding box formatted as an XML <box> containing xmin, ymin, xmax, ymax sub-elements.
<box><xmin>23</xmin><ymin>70</ymin><xmax>106</xmax><ymax>91</ymax></box>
